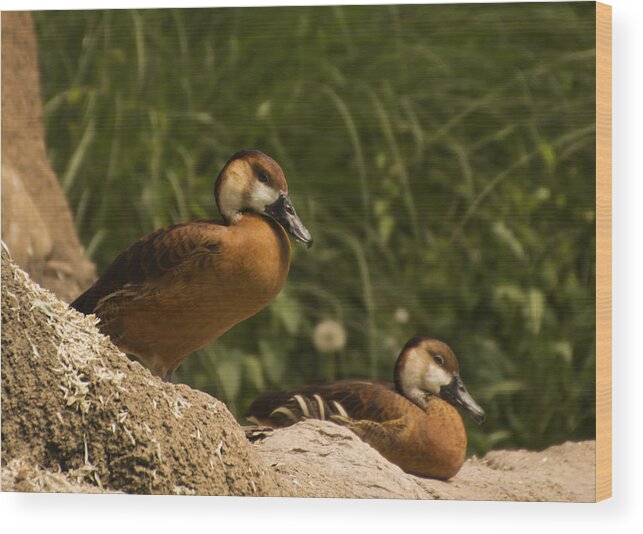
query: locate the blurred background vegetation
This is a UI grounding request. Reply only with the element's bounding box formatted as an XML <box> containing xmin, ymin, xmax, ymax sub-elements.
<box><xmin>33</xmin><ymin>2</ymin><xmax>596</xmax><ymax>455</ymax></box>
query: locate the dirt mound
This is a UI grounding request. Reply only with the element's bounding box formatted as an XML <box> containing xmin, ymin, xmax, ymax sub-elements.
<box><xmin>1</xmin><ymin>249</ymin><xmax>282</xmax><ymax>495</ymax></box>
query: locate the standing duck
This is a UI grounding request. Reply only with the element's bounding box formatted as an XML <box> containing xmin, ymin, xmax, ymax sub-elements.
<box><xmin>246</xmin><ymin>336</ymin><xmax>485</xmax><ymax>480</ymax></box>
<box><xmin>71</xmin><ymin>150</ymin><xmax>313</xmax><ymax>381</ymax></box>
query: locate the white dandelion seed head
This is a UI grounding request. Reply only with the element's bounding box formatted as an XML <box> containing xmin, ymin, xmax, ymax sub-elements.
<box><xmin>313</xmin><ymin>320</ymin><xmax>347</xmax><ymax>353</ymax></box>
<box><xmin>394</xmin><ymin>307</ymin><xmax>410</xmax><ymax>324</ymax></box>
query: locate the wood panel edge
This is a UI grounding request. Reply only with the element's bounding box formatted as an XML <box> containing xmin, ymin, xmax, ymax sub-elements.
<box><xmin>595</xmin><ymin>0</ymin><xmax>612</xmax><ymax>503</ymax></box>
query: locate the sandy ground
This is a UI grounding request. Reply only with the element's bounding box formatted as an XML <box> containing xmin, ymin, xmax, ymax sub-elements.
<box><xmin>1</xmin><ymin>251</ymin><xmax>596</xmax><ymax>501</ymax></box>
<box><xmin>254</xmin><ymin>421</ymin><xmax>595</xmax><ymax>501</ymax></box>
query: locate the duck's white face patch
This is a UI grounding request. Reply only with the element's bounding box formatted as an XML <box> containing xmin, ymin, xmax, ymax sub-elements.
<box><xmin>219</xmin><ymin>160</ymin><xmax>280</xmax><ymax>222</ymax></box>
<box><xmin>247</xmin><ymin>182</ymin><xmax>280</xmax><ymax>213</ymax></box>
<box><xmin>421</xmin><ymin>361</ymin><xmax>452</xmax><ymax>395</ymax></box>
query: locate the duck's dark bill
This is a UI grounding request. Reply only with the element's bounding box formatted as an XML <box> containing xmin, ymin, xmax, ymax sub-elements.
<box><xmin>439</xmin><ymin>375</ymin><xmax>486</xmax><ymax>424</ymax></box>
<box><xmin>266</xmin><ymin>192</ymin><xmax>313</xmax><ymax>248</ymax></box>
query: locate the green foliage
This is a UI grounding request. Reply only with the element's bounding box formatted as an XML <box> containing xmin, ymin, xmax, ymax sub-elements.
<box><xmin>34</xmin><ymin>2</ymin><xmax>596</xmax><ymax>454</ymax></box>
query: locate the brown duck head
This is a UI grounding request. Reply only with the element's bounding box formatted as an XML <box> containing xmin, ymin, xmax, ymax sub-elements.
<box><xmin>214</xmin><ymin>150</ymin><xmax>313</xmax><ymax>247</ymax></box>
<box><xmin>394</xmin><ymin>336</ymin><xmax>485</xmax><ymax>424</ymax></box>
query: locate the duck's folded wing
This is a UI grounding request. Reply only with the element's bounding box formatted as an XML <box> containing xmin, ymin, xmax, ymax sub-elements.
<box><xmin>308</xmin><ymin>381</ymin><xmax>405</xmax><ymax>423</ymax></box>
<box><xmin>247</xmin><ymin>380</ymin><xmax>405</xmax><ymax>427</ymax></box>
<box><xmin>71</xmin><ymin>220</ymin><xmax>223</xmax><ymax>315</ymax></box>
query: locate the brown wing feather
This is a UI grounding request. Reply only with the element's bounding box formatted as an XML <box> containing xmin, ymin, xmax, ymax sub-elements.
<box><xmin>304</xmin><ymin>381</ymin><xmax>406</xmax><ymax>423</ymax></box>
<box><xmin>246</xmin><ymin>380</ymin><xmax>409</xmax><ymax>426</ymax></box>
<box><xmin>71</xmin><ymin>220</ymin><xmax>223</xmax><ymax>315</ymax></box>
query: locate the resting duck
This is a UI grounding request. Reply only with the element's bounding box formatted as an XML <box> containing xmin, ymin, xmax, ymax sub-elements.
<box><xmin>246</xmin><ymin>336</ymin><xmax>485</xmax><ymax>480</ymax></box>
<box><xmin>71</xmin><ymin>150</ymin><xmax>312</xmax><ymax>381</ymax></box>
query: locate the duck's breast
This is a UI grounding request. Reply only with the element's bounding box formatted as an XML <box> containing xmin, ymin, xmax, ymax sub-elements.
<box><xmin>222</xmin><ymin>213</ymin><xmax>291</xmax><ymax>303</ymax></box>
<box><xmin>160</xmin><ymin>214</ymin><xmax>291</xmax><ymax>347</ymax></box>
<box><xmin>400</xmin><ymin>399</ymin><xmax>467</xmax><ymax>479</ymax></box>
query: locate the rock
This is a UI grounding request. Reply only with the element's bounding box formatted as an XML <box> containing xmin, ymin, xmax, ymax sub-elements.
<box><xmin>254</xmin><ymin>420</ymin><xmax>431</xmax><ymax>499</ymax></box>
<box><xmin>253</xmin><ymin>422</ymin><xmax>596</xmax><ymax>502</ymax></box>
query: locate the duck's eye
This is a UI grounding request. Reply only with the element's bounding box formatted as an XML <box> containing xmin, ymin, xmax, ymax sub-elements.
<box><xmin>434</xmin><ymin>354</ymin><xmax>445</xmax><ymax>366</ymax></box>
<box><xmin>258</xmin><ymin>171</ymin><xmax>270</xmax><ymax>184</ymax></box>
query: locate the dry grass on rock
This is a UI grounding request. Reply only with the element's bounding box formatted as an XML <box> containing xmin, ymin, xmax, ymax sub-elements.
<box><xmin>1</xmin><ymin>248</ymin><xmax>282</xmax><ymax>496</ymax></box>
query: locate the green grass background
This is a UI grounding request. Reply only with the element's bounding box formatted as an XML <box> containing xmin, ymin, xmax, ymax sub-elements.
<box><xmin>34</xmin><ymin>2</ymin><xmax>596</xmax><ymax>454</ymax></box>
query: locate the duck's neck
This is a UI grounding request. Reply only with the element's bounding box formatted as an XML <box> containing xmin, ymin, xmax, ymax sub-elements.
<box><xmin>219</xmin><ymin>206</ymin><xmax>245</xmax><ymax>225</ymax></box>
<box><xmin>394</xmin><ymin>348</ymin><xmax>431</xmax><ymax>410</ymax></box>
<box><xmin>394</xmin><ymin>375</ymin><xmax>430</xmax><ymax>411</ymax></box>
<box><xmin>221</xmin><ymin>207</ymin><xmax>275</xmax><ymax>227</ymax></box>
